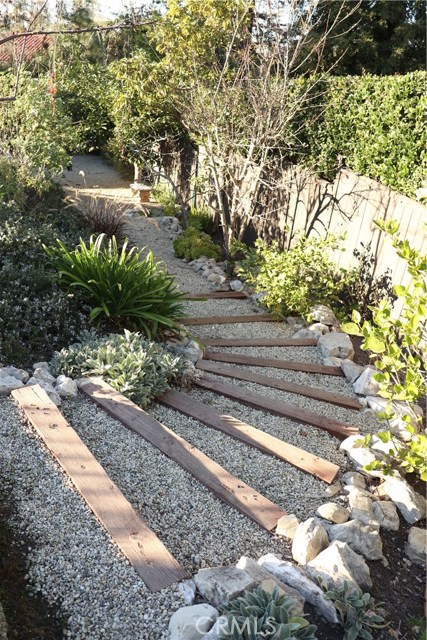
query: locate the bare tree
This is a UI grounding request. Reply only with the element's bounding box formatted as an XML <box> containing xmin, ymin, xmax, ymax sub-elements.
<box><xmin>168</xmin><ymin>0</ymin><xmax>361</xmax><ymax>253</ymax></box>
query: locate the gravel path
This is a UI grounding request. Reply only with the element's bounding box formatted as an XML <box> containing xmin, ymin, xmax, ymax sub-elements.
<box><xmin>0</xmin><ymin>156</ymin><xmax>383</xmax><ymax>639</ymax></box>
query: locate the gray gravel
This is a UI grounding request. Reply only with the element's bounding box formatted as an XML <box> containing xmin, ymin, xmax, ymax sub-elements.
<box><xmin>0</xmin><ymin>211</ymin><xmax>378</xmax><ymax>639</ymax></box>
<box><xmin>0</xmin><ymin>398</ymin><xmax>184</xmax><ymax>640</ymax></box>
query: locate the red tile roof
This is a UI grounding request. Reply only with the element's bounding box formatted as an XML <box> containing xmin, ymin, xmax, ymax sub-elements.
<box><xmin>0</xmin><ymin>33</ymin><xmax>53</xmax><ymax>64</ymax></box>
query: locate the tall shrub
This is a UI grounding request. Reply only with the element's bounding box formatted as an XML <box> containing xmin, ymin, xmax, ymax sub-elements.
<box><xmin>302</xmin><ymin>72</ymin><xmax>426</xmax><ymax>198</ymax></box>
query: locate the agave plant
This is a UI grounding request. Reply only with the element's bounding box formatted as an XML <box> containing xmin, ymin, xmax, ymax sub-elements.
<box><xmin>44</xmin><ymin>234</ymin><xmax>186</xmax><ymax>338</ymax></box>
<box><xmin>221</xmin><ymin>586</ymin><xmax>317</xmax><ymax>640</ymax></box>
<box><xmin>320</xmin><ymin>579</ymin><xmax>386</xmax><ymax>640</ymax></box>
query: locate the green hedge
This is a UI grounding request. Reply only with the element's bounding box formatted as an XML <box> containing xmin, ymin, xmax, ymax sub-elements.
<box><xmin>302</xmin><ymin>72</ymin><xmax>426</xmax><ymax>199</ymax></box>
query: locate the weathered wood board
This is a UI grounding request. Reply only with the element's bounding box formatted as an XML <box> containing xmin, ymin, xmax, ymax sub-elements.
<box><xmin>158</xmin><ymin>389</ymin><xmax>340</xmax><ymax>483</ymax></box>
<box><xmin>196</xmin><ymin>360</ymin><xmax>360</xmax><ymax>411</ymax></box>
<box><xmin>12</xmin><ymin>384</ymin><xmax>187</xmax><ymax>592</ymax></box>
<box><xmin>202</xmin><ymin>337</ymin><xmax>318</xmax><ymax>347</ymax></box>
<box><xmin>202</xmin><ymin>350</ymin><xmax>343</xmax><ymax>376</ymax></box>
<box><xmin>184</xmin><ymin>291</ymin><xmax>247</xmax><ymax>299</ymax></box>
<box><xmin>80</xmin><ymin>378</ymin><xmax>287</xmax><ymax>531</ymax></box>
<box><xmin>183</xmin><ymin>314</ymin><xmax>277</xmax><ymax>325</ymax></box>
<box><xmin>195</xmin><ymin>376</ymin><xmax>358</xmax><ymax>440</ymax></box>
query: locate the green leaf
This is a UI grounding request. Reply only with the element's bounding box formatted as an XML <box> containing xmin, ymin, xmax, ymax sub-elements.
<box><xmin>342</xmin><ymin>322</ymin><xmax>362</xmax><ymax>336</ymax></box>
<box><xmin>364</xmin><ymin>334</ymin><xmax>386</xmax><ymax>353</ymax></box>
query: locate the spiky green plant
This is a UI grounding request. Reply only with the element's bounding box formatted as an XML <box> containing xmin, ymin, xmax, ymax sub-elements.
<box><xmin>221</xmin><ymin>586</ymin><xmax>317</xmax><ymax>640</ymax></box>
<box><xmin>320</xmin><ymin>579</ymin><xmax>386</xmax><ymax>640</ymax></box>
<box><xmin>45</xmin><ymin>234</ymin><xmax>186</xmax><ymax>338</ymax></box>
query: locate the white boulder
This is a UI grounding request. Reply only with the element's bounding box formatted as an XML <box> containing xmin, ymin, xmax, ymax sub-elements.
<box><xmin>376</xmin><ymin>476</ymin><xmax>426</xmax><ymax>524</ymax></box>
<box><xmin>257</xmin><ymin>553</ymin><xmax>338</xmax><ymax>623</ymax></box>
<box><xmin>318</xmin><ymin>333</ymin><xmax>355</xmax><ymax>360</ymax></box>
<box><xmin>275</xmin><ymin>514</ymin><xmax>300</xmax><ymax>540</ymax></box>
<box><xmin>340</xmin><ymin>360</ymin><xmax>365</xmax><ymax>384</ymax></box>
<box><xmin>309</xmin><ymin>304</ymin><xmax>339</xmax><ymax>327</ymax></box>
<box><xmin>316</xmin><ymin>503</ymin><xmax>349</xmax><ymax>524</ymax></box>
<box><xmin>168</xmin><ymin>604</ymin><xmax>218</xmax><ymax>640</ymax></box>
<box><xmin>353</xmin><ymin>368</ymin><xmax>381</xmax><ymax>396</ymax></box>
<box><xmin>0</xmin><ymin>376</ymin><xmax>24</xmax><ymax>395</ymax></box>
<box><xmin>328</xmin><ymin>520</ymin><xmax>383</xmax><ymax>560</ymax></box>
<box><xmin>194</xmin><ymin>567</ymin><xmax>256</xmax><ymax>608</ymax></box>
<box><xmin>55</xmin><ymin>375</ymin><xmax>78</xmax><ymax>397</ymax></box>
<box><xmin>292</xmin><ymin>518</ymin><xmax>329</xmax><ymax>564</ymax></box>
<box><xmin>405</xmin><ymin>527</ymin><xmax>426</xmax><ymax>565</ymax></box>
<box><xmin>306</xmin><ymin>541</ymin><xmax>372</xmax><ymax>591</ymax></box>
<box><xmin>372</xmin><ymin>500</ymin><xmax>400</xmax><ymax>531</ymax></box>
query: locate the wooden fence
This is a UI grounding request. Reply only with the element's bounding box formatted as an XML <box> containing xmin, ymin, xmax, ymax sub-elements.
<box><xmin>160</xmin><ymin>144</ymin><xmax>427</xmax><ymax>307</ymax></box>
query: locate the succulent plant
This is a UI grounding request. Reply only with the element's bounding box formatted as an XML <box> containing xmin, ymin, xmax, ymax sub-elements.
<box><xmin>319</xmin><ymin>579</ymin><xmax>386</xmax><ymax>640</ymax></box>
<box><xmin>221</xmin><ymin>585</ymin><xmax>317</xmax><ymax>639</ymax></box>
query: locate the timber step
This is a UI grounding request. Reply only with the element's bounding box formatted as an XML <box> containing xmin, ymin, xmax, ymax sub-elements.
<box><xmin>202</xmin><ymin>337</ymin><xmax>318</xmax><ymax>347</ymax></box>
<box><xmin>80</xmin><ymin>378</ymin><xmax>287</xmax><ymax>532</ymax></box>
<box><xmin>195</xmin><ymin>376</ymin><xmax>358</xmax><ymax>440</ymax></box>
<box><xmin>183</xmin><ymin>314</ymin><xmax>277</xmax><ymax>325</ymax></box>
<box><xmin>158</xmin><ymin>389</ymin><xmax>339</xmax><ymax>483</ymax></box>
<box><xmin>12</xmin><ymin>385</ymin><xmax>187</xmax><ymax>592</ymax></box>
<box><xmin>184</xmin><ymin>291</ymin><xmax>247</xmax><ymax>299</ymax></box>
<box><xmin>202</xmin><ymin>350</ymin><xmax>343</xmax><ymax>376</ymax></box>
<box><xmin>196</xmin><ymin>360</ymin><xmax>361</xmax><ymax>411</ymax></box>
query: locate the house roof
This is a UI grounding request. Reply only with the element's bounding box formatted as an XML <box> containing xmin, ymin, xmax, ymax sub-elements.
<box><xmin>0</xmin><ymin>33</ymin><xmax>53</xmax><ymax>64</ymax></box>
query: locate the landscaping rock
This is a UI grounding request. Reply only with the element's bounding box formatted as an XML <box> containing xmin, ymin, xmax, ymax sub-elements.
<box><xmin>168</xmin><ymin>604</ymin><xmax>218</xmax><ymax>640</ymax></box>
<box><xmin>33</xmin><ymin>367</ymin><xmax>56</xmax><ymax>385</ymax></box>
<box><xmin>376</xmin><ymin>476</ymin><xmax>426</xmax><ymax>524</ymax></box>
<box><xmin>286</xmin><ymin>316</ymin><xmax>305</xmax><ymax>326</ymax></box>
<box><xmin>258</xmin><ymin>553</ymin><xmax>338</xmax><ymax>623</ymax></box>
<box><xmin>322</xmin><ymin>357</ymin><xmax>342</xmax><ymax>366</ymax></box>
<box><xmin>340</xmin><ymin>435</ymin><xmax>380</xmax><ymax>474</ymax></box>
<box><xmin>307</xmin><ymin>322</ymin><xmax>329</xmax><ymax>335</ymax></box>
<box><xmin>340</xmin><ymin>360</ymin><xmax>365</xmax><ymax>384</ymax></box>
<box><xmin>178</xmin><ymin>580</ymin><xmax>197</xmax><ymax>606</ymax></box>
<box><xmin>366</xmin><ymin>397</ymin><xmax>423</xmax><ymax>441</ymax></box>
<box><xmin>292</xmin><ymin>518</ymin><xmax>329</xmax><ymax>564</ymax></box>
<box><xmin>194</xmin><ymin>567</ymin><xmax>256</xmax><ymax>608</ymax></box>
<box><xmin>0</xmin><ymin>366</ymin><xmax>29</xmax><ymax>383</ymax></box>
<box><xmin>323</xmin><ymin>482</ymin><xmax>341</xmax><ymax>497</ymax></box>
<box><xmin>405</xmin><ymin>527</ymin><xmax>426</xmax><ymax>565</ymax></box>
<box><xmin>341</xmin><ymin>472</ymin><xmax>366</xmax><ymax>489</ymax></box>
<box><xmin>316</xmin><ymin>503</ymin><xmax>349</xmax><ymax>524</ymax></box>
<box><xmin>229</xmin><ymin>280</ymin><xmax>244</xmax><ymax>292</ymax></box>
<box><xmin>32</xmin><ymin>361</ymin><xmax>50</xmax><ymax>371</ymax></box>
<box><xmin>328</xmin><ymin>520</ymin><xmax>383</xmax><ymax>560</ymax></box>
<box><xmin>26</xmin><ymin>379</ymin><xmax>61</xmax><ymax>406</ymax></box>
<box><xmin>235</xmin><ymin>557</ymin><xmax>304</xmax><ymax>614</ymax></box>
<box><xmin>306</xmin><ymin>541</ymin><xmax>372</xmax><ymax>591</ymax></box>
<box><xmin>347</xmin><ymin>487</ymin><xmax>378</xmax><ymax>526</ymax></box>
<box><xmin>276</xmin><ymin>514</ymin><xmax>300</xmax><ymax>540</ymax></box>
<box><xmin>372</xmin><ymin>500</ymin><xmax>400</xmax><ymax>531</ymax></box>
<box><xmin>55</xmin><ymin>375</ymin><xmax>78</xmax><ymax>397</ymax></box>
<box><xmin>0</xmin><ymin>376</ymin><xmax>24</xmax><ymax>395</ymax></box>
<box><xmin>309</xmin><ymin>304</ymin><xmax>339</xmax><ymax>327</ymax></box>
<box><xmin>293</xmin><ymin>328</ymin><xmax>320</xmax><ymax>341</ymax></box>
<box><xmin>353</xmin><ymin>368</ymin><xmax>380</xmax><ymax>396</ymax></box>
<box><xmin>200</xmin><ymin>616</ymin><xmax>227</xmax><ymax>640</ymax></box>
<box><xmin>318</xmin><ymin>333</ymin><xmax>354</xmax><ymax>360</ymax></box>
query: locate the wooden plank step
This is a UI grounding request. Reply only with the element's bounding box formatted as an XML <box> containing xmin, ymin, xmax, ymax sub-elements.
<box><xmin>195</xmin><ymin>376</ymin><xmax>358</xmax><ymax>440</ymax></box>
<box><xmin>203</xmin><ymin>350</ymin><xmax>343</xmax><ymax>376</ymax></box>
<box><xmin>80</xmin><ymin>378</ymin><xmax>287</xmax><ymax>531</ymax></box>
<box><xmin>183</xmin><ymin>314</ymin><xmax>277</xmax><ymax>325</ymax></box>
<box><xmin>158</xmin><ymin>389</ymin><xmax>339</xmax><ymax>483</ymax></box>
<box><xmin>184</xmin><ymin>291</ymin><xmax>247</xmax><ymax>299</ymax></box>
<box><xmin>11</xmin><ymin>385</ymin><xmax>187</xmax><ymax>592</ymax></box>
<box><xmin>196</xmin><ymin>360</ymin><xmax>360</xmax><ymax>411</ymax></box>
<box><xmin>203</xmin><ymin>337</ymin><xmax>318</xmax><ymax>347</ymax></box>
